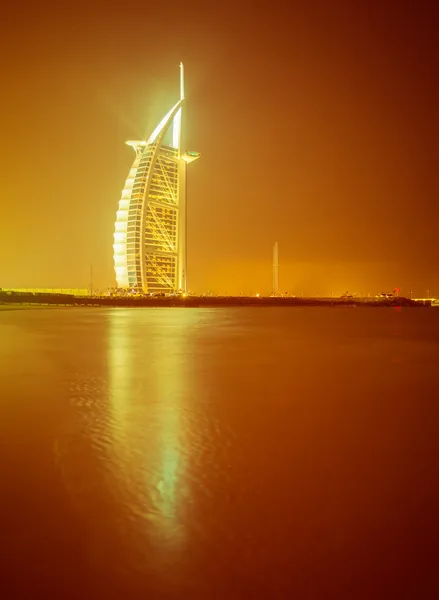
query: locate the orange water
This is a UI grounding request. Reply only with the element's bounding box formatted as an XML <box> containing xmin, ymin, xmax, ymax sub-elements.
<box><xmin>1</xmin><ymin>307</ymin><xmax>438</xmax><ymax>599</ymax></box>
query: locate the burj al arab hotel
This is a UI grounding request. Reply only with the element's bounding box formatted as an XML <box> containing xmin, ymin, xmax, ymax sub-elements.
<box><xmin>113</xmin><ymin>63</ymin><xmax>200</xmax><ymax>294</ymax></box>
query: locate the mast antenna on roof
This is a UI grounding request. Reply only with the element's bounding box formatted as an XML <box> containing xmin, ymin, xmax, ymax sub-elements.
<box><xmin>180</xmin><ymin>62</ymin><xmax>185</xmax><ymax>100</ymax></box>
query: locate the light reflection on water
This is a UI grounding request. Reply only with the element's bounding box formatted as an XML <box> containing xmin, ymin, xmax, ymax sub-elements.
<box><xmin>107</xmin><ymin>309</ymin><xmax>200</xmax><ymax>550</ymax></box>
<box><xmin>59</xmin><ymin>308</ymin><xmax>238</xmax><ymax>588</ymax></box>
<box><xmin>1</xmin><ymin>306</ymin><xmax>439</xmax><ymax>598</ymax></box>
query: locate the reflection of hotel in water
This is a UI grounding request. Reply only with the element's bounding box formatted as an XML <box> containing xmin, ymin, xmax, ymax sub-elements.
<box><xmin>113</xmin><ymin>63</ymin><xmax>200</xmax><ymax>294</ymax></box>
<box><xmin>107</xmin><ymin>309</ymin><xmax>199</xmax><ymax>547</ymax></box>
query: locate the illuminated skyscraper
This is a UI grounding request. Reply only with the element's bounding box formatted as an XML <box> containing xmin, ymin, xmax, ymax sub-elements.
<box><xmin>113</xmin><ymin>63</ymin><xmax>200</xmax><ymax>293</ymax></box>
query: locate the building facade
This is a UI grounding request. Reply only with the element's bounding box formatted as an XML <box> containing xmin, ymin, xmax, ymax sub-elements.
<box><xmin>113</xmin><ymin>63</ymin><xmax>199</xmax><ymax>294</ymax></box>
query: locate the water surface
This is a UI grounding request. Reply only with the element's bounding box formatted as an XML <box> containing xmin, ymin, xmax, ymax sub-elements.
<box><xmin>0</xmin><ymin>307</ymin><xmax>438</xmax><ymax>599</ymax></box>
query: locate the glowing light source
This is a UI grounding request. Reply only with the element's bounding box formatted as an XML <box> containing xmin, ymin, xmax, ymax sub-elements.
<box><xmin>147</xmin><ymin>102</ymin><xmax>181</xmax><ymax>145</ymax></box>
<box><xmin>172</xmin><ymin>108</ymin><xmax>182</xmax><ymax>149</ymax></box>
<box><xmin>113</xmin><ymin>63</ymin><xmax>199</xmax><ymax>293</ymax></box>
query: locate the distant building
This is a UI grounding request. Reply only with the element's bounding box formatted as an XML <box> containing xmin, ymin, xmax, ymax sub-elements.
<box><xmin>272</xmin><ymin>242</ymin><xmax>279</xmax><ymax>295</ymax></box>
<box><xmin>113</xmin><ymin>63</ymin><xmax>200</xmax><ymax>294</ymax></box>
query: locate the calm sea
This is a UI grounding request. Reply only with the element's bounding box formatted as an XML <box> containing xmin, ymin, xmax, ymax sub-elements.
<box><xmin>0</xmin><ymin>307</ymin><xmax>438</xmax><ymax>599</ymax></box>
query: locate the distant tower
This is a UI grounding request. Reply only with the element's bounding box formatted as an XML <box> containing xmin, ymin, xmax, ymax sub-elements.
<box><xmin>272</xmin><ymin>242</ymin><xmax>279</xmax><ymax>295</ymax></box>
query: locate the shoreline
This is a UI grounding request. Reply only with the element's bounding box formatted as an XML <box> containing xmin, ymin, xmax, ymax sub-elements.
<box><xmin>0</xmin><ymin>294</ymin><xmax>431</xmax><ymax>309</ymax></box>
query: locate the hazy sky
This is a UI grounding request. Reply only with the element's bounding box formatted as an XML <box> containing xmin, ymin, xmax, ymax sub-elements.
<box><xmin>0</xmin><ymin>0</ymin><xmax>437</xmax><ymax>296</ymax></box>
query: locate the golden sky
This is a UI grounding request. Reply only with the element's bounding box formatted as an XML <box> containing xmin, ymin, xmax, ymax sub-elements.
<box><xmin>0</xmin><ymin>0</ymin><xmax>437</xmax><ymax>296</ymax></box>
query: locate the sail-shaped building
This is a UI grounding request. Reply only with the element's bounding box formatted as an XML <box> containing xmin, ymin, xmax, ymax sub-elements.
<box><xmin>113</xmin><ymin>63</ymin><xmax>200</xmax><ymax>294</ymax></box>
